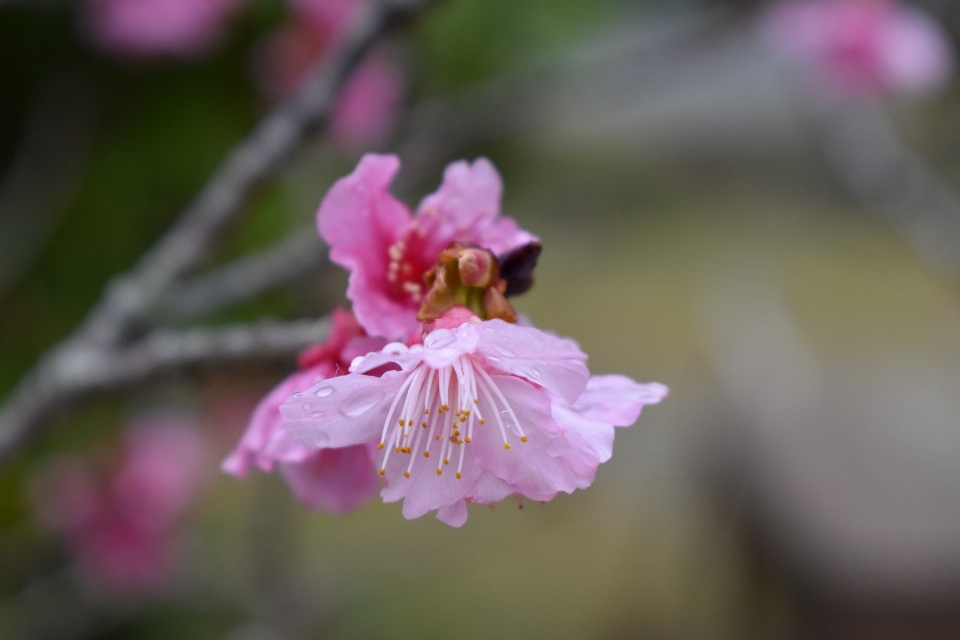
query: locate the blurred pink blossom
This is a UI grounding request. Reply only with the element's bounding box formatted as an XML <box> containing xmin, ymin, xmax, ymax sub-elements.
<box><xmin>31</xmin><ymin>417</ymin><xmax>206</xmax><ymax>595</ymax></box>
<box><xmin>254</xmin><ymin>0</ymin><xmax>404</xmax><ymax>149</ymax></box>
<box><xmin>281</xmin><ymin>306</ymin><xmax>668</xmax><ymax>527</ymax></box>
<box><xmin>83</xmin><ymin>0</ymin><xmax>244</xmax><ymax>59</ymax></box>
<box><xmin>762</xmin><ymin>0</ymin><xmax>955</xmax><ymax>99</ymax></box>
<box><xmin>317</xmin><ymin>154</ymin><xmax>537</xmax><ymax>341</ymax></box>
<box><xmin>222</xmin><ymin>308</ymin><xmax>385</xmax><ymax>513</ymax></box>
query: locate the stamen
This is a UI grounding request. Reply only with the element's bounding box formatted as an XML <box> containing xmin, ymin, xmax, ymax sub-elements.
<box><xmin>475</xmin><ymin>372</ymin><xmax>511</xmax><ymax>448</ymax></box>
<box><xmin>475</xmin><ymin>365</ymin><xmax>526</xmax><ymax>440</ymax></box>
<box><xmin>379</xmin><ymin>371</ymin><xmax>417</xmax><ymax>446</ymax></box>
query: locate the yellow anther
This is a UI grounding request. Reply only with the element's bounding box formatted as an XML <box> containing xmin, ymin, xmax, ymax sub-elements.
<box><xmin>379</xmin><ymin>469</ymin><xmax>386</xmax><ymax>476</ymax></box>
<box><xmin>423</xmin><ymin>451</ymin><xmax>430</xmax><ymax>457</ymax></box>
<box><xmin>465</xmin><ymin>437</ymin><xmax>472</xmax><ymax>443</ymax></box>
<box><xmin>377</xmin><ymin>443</ymin><xmax>385</xmax><ymax>450</ymax></box>
<box><xmin>396</xmin><ymin>447</ymin><xmax>402</xmax><ymax>453</ymax></box>
<box><xmin>479</xmin><ymin>419</ymin><xmax>485</xmax><ymax>424</ymax></box>
<box><xmin>460</xmin><ymin>416</ymin><xmax>467</xmax><ymax>423</ymax></box>
<box><xmin>521</xmin><ymin>436</ymin><xmax>528</xmax><ymax>442</ymax></box>
<box><xmin>442</xmin><ymin>404</ymin><xmax>449</xmax><ymax>411</ymax></box>
<box><xmin>435</xmin><ymin>435</ymin><xmax>441</xmax><ymax>441</ymax></box>
<box><xmin>504</xmin><ymin>443</ymin><xmax>511</xmax><ymax>450</ymax></box>
<box><xmin>473</xmin><ymin>398</ymin><xmax>478</xmax><ymax>404</ymax></box>
<box><xmin>398</xmin><ymin>419</ymin><xmax>405</xmax><ymax>426</ymax></box>
<box><xmin>455</xmin><ymin>472</ymin><xmax>462</xmax><ymax>479</ymax></box>
<box><xmin>436</xmin><ymin>469</ymin><xmax>442</xmax><ymax>476</ymax></box>
<box><xmin>422</xmin><ymin>422</ymin><xmax>428</xmax><ymax>428</ymax></box>
<box><xmin>443</xmin><ymin>459</ymin><xmax>449</xmax><ymax>465</ymax></box>
<box><xmin>403</xmin><ymin>471</ymin><xmax>410</xmax><ymax>478</ymax></box>
<box><xmin>424</xmin><ymin>409</ymin><xmax>430</xmax><ymax>414</ymax></box>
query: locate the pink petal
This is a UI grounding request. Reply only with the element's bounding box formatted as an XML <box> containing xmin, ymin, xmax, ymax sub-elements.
<box><xmin>281</xmin><ymin>371</ymin><xmax>406</xmax><ymax>449</ymax></box>
<box><xmin>475</xmin><ymin>320</ymin><xmax>589</xmax><ymax>404</ymax></box>
<box><xmin>415</xmin><ymin>158</ymin><xmax>537</xmax><ymax>255</ymax></box>
<box><xmin>471</xmin><ymin>375</ymin><xmax>599</xmax><ymax>501</ymax></box>
<box><xmin>435</xmin><ymin>500</ymin><xmax>469</xmax><ymax>527</ymax></box>
<box><xmin>278</xmin><ymin>445</ymin><xmax>378</xmax><ymax>513</ymax></box>
<box><xmin>551</xmin><ymin>405</ymin><xmax>615</xmax><ymax>464</ymax></box>
<box><xmin>329</xmin><ymin>53</ymin><xmax>405</xmax><ymax>150</ymax></box>
<box><xmin>571</xmin><ymin>376</ymin><xmax>669</xmax><ymax>427</ymax></box>
<box><xmin>221</xmin><ymin>366</ymin><xmax>330</xmax><ymax>477</ymax></box>
<box><xmin>468</xmin><ymin>471</ymin><xmax>516</xmax><ymax>504</ymax></box>
<box><xmin>316</xmin><ymin>154</ymin><xmax>418</xmax><ymax>340</ymax></box>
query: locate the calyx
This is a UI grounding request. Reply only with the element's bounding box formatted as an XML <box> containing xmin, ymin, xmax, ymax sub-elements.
<box><xmin>417</xmin><ymin>243</ymin><xmax>518</xmax><ymax>324</ymax></box>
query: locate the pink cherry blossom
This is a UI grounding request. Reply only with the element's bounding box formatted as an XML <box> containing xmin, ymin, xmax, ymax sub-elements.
<box><xmin>254</xmin><ymin>0</ymin><xmax>404</xmax><ymax>149</ymax></box>
<box><xmin>317</xmin><ymin>154</ymin><xmax>538</xmax><ymax>341</ymax></box>
<box><xmin>30</xmin><ymin>416</ymin><xmax>206</xmax><ymax>594</ymax></box>
<box><xmin>762</xmin><ymin>0</ymin><xmax>955</xmax><ymax>99</ymax></box>
<box><xmin>280</xmin><ymin>307</ymin><xmax>667</xmax><ymax>527</ymax></box>
<box><xmin>222</xmin><ymin>308</ymin><xmax>385</xmax><ymax>513</ymax></box>
<box><xmin>82</xmin><ymin>0</ymin><xmax>244</xmax><ymax>59</ymax></box>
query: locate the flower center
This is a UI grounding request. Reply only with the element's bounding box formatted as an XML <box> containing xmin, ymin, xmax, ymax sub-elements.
<box><xmin>385</xmin><ymin>229</ymin><xmax>435</xmax><ymax>306</ymax></box>
<box><xmin>377</xmin><ymin>356</ymin><xmax>527</xmax><ymax>480</ymax></box>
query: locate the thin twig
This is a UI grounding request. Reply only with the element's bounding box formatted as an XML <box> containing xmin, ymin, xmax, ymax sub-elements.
<box><xmin>157</xmin><ymin>228</ymin><xmax>326</xmax><ymax>324</ymax></box>
<box><xmin>0</xmin><ymin>0</ymin><xmax>428</xmax><ymax>462</ymax></box>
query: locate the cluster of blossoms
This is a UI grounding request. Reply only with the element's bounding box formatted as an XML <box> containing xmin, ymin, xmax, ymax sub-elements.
<box><xmin>83</xmin><ymin>0</ymin><xmax>402</xmax><ymax>149</ymax></box>
<box><xmin>31</xmin><ymin>417</ymin><xmax>207</xmax><ymax>593</ymax></box>
<box><xmin>762</xmin><ymin>0</ymin><xmax>955</xmax><ymax>100</ymax></box>
<box><xmin>224</xmin><ymin>154</ymin><xmax>667</xmax><ymax>526</ymax></box>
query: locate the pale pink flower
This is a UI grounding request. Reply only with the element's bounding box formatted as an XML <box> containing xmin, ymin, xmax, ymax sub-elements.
<box><xmin>83</xmin><ymin>0</ymin><xmax>244</xmax><ymax>59</ymax></box>
<box><xmin>317</xmin><ymin>154</ymin><xmax>537</xmax><ymax>341</ymax></box>
<box><xmin>254</xmin><ymin>0</ymin><xmax>404</xmax><ymax>148</ymax></box>
<box><xmin>763</xmin><ymin>0</ymin><xmax>955</xmax><ymax>99</ymax></box>
<box><xmin>30</xmin><ymin>417</ymin><xmax>206</xmax><ymax>594</ymax></box>
<box><xmin>280</xmin><ymin>307</ymin><xmax>667</xmax><ymax>527</ymax></box>
<box><xmin>222</xmin><ymin>308</ymin><xmax>385</xmax><ymax>513</ymax></box>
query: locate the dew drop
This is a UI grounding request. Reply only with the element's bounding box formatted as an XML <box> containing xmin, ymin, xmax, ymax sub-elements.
<box><xmin>530</xmin><ymin>367</ymin><xmax>542</xmax><ymax>377</ymax></box>
<box><xmin>302</xmin><ymin>403</ymin><xmax>312</xmax><ymax>410</ymax></box>
<box><xmin>315</xmin><ymin>386</ymin><xmax>334</xmax><ymax>398</ymax></box>
<box><xmin>340</xmin><ymin>391</ymin><xmax>380</xmax><ymax>417</ymax></box>
<box><xmin>500</xmin><ymin>410</ymin><xmax>513</xmax><ymax>427</ymax></box>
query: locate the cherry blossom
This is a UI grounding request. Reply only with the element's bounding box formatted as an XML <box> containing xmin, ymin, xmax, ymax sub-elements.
<box><xmin>317</xmin><ymin>154</ymin><xmax>537</xmax><ymax>341</ymax></box>
<box><xmin>280</xmin><ymin>307</ymin><xmax>667</xmax><ymax>527</ymax></box>
<box><xmin>222</xmin><ymin>309</ymin><xmax>385</xmax><ymax>513</ymax></box>
<box><xmin>82</xmin><ymin>0</ymin><xmax>243</xmax><ymax>59</ymax></box>
<box><xmin>30</xmin><ymin>416</ymin><xmax>206</xmax><ymax>594</ymax></box>
<box><xmin>254</xmin><ymin>0</ymin><xmax>404</xmax><ymax>148</ymax></box>
<box><xmin>762</xmin><ymin>0</ymin><xmax>955</xmax><ymax>100</ymax></box>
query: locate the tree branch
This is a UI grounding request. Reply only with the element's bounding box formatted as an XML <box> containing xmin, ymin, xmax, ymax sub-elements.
<box><xmin>156</xmin><ymin>228</ymin><xmax>326</xmax><ymax>324</ymax></box>
<box><xmin>0</xmin><ymin>0</ymin><xmax>429</xmax><ymax>462</ymax></box>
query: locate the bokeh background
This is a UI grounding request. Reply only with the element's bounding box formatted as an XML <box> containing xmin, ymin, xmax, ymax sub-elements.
<box><xmin>3</xmin><ymin>0</ymin><xmax>960</xmax><ymax>638</ymax></box>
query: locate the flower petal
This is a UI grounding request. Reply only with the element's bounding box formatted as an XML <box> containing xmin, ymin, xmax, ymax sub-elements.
<box><xmin>416</xmin><ymin>158</ymin><xmax>535</xmax><ymax>256</ymax></box>
<box><xmin>435</xmin><ymin>500</ymin><xmax>469</xmax><ymax>527</ymax></box>
<box><xmin>281</xmin><ymin>371</ymin><xmax>406</xmax><ymax>449</ymax></box>
<box><xmin>278</xmin><ymin>445</ymin><xmax>378</xmax><ymax>514</ymax></box>
<box><xmin>471</xmin><ymin>375</ymin><xmax>598</xmax><ymax>501</ymax></box>
<box><xmin>475</xmin><ymin>320</ymin><xmax>589</xmax><ymax>403</ymax></box>
<box><xmin>221</xmin><ymin>366</ymin><xmax>331</xmax><ymax>477</ymax></box>
<box><xmin>571</xmin><ymin>376</ymin><xmax>669</xmax><ymax>427</ymax></box>
<box><xmin>316</xmin><ymin>153</ymin><xmax>416</xmax><ymax>339</ymax></box>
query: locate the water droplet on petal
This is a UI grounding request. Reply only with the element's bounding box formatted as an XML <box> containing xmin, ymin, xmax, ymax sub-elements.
<box><xmin>531</xmin><ymin>367</ymin><xmax>541</xmax><ymax>376</ymax></box>
<box><xmin>315</xmin><ymin>385</ymin><xmax>335</xmax><ymax>398</ymax></box>
<box><xmin>303</xmin><ymin>403</ymin><xmax>312</xmax><ymax>410</ymax></box>
<box><xmin>292</xmin><ymin>391</ymin><xmax>301</xmax><ymax>397</ymax></box>
<box><xmin>340</xmin><ymin>390</ymin><xmax>380</xmax><ymax>417</ymax></box>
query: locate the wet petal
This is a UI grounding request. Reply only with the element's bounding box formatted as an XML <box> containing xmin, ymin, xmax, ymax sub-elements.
<box><xmin>281</xmin><ymin>371</ymin><xmax>406</xmax><ymax>449</ymax></box>
<box><xmin>475</xmin><ymin>320</ymin><xmax>589</xmax><ymax>403</ymax></box>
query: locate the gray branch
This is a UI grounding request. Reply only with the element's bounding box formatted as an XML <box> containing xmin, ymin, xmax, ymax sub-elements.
<box><xmin>0</xmin><ymin>0</ymin><xmax>429</xmax><ymax>462</ymax></box>
<box><xmin>0</xmin><ymin>317</ymin><xmax>330</xmax><ymax>460</ymax></box>
<box><xmin>157</xmin><ymin>228</ymin><xmax>326</xmax><ymax>324</ymax></box>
